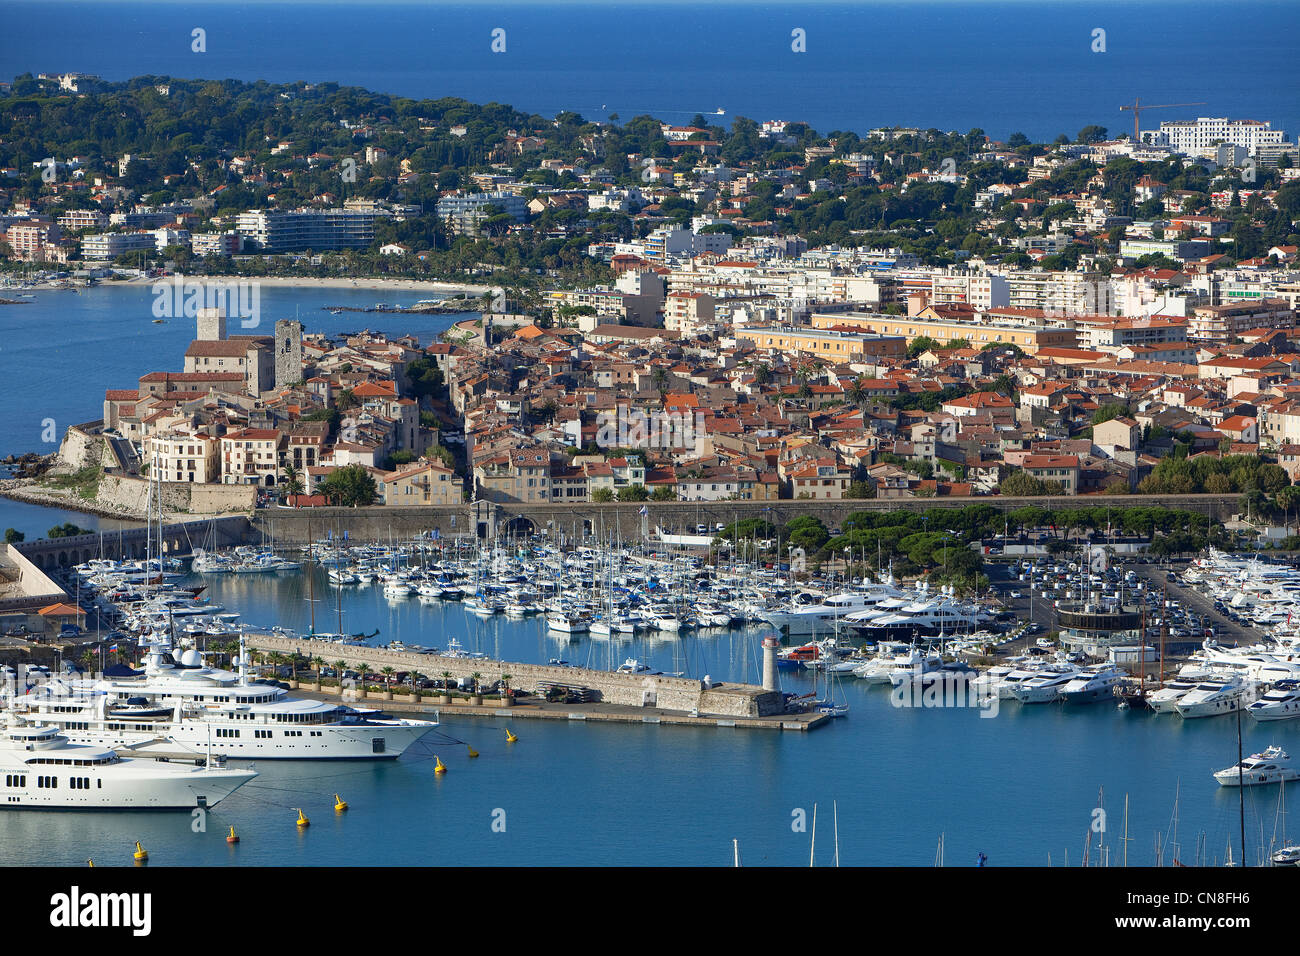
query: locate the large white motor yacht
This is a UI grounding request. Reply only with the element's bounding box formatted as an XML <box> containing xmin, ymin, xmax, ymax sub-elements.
<box><xmin>0</xmin><ymin>712</ymin><xmax>255</xmax><ymax>809</ymax></box>
<box><xmin>8</xmin><ymin>639</ymin><xmax>438</xmax><ymax>760</ymax></box>
<box><xmin>1175</xmin><ymin>675</ymin><xmax>1257</xmax><ymax>719</ymax></box>
<box><xmin>1213</xmin><ymin>746</ymin><xmax>1300</xmax><ymax>787</ymax></box>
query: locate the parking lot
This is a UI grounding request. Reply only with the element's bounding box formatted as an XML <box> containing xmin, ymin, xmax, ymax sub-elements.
<box><xmin>984</xmin><ymin>554</ymin><xmax>1224</xmax><ymax>658</ymax></box>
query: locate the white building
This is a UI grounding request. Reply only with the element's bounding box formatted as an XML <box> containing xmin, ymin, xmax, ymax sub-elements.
<box><xmin>1154</xmin><ymin>117</ymin><xmax>1287</xmax><ymax>157</ymax></box>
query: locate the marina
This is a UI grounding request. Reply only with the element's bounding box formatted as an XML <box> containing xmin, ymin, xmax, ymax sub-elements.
<box><xmin>0</xmin><ymin>524</ymin><xmax>1297</xmax><ymax>864</ymax></box>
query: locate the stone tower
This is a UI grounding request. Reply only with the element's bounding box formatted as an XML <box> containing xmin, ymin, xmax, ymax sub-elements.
<box><xmin>274</xmin><ymin>319</ymin><xmax>304</xmax><ymax>388</ymax></box>
<box><xmin>197</xmin><ymin>307</ymin><xmax>226</xmax><ymax>341</ymax></box>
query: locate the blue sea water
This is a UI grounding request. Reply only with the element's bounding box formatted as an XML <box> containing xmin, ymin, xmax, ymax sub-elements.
<box><xmin>2</xmin><ymin>563</ymin><xmax>1291</xmax><ymax>868</ymax></box>
<box><xmin>1</xmin><ymin>1</ymin><xmax>1296</xmax><ymax>142</ymax></box>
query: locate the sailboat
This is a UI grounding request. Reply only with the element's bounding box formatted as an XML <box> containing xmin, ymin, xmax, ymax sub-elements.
<box><xmin>810</xmin><ymin>620</ymin><xmax>849</xmax><ymax>717</ymax></box>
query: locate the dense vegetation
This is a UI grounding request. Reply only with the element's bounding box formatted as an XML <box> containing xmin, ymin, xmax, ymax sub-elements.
<box><xmin>3</xmin><ymin>76</ymin><xmax>1296</xmax><ymax>285</ymax></box>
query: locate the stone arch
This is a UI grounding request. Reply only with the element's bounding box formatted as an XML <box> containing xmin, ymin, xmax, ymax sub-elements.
<box><xmin>501</xmin><ymin>515</ymin><xmax>535</xmax><ymax>538</ymax></box>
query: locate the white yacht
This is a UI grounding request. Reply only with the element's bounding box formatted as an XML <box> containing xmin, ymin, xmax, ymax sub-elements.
<box><xmin>1248</xmin><ymin>681</ymin><xmax>1300</xmax><ymax>721</ymax></box>
<box><xmin>1214</xmin><ymin>746</ymin><xmax>1300</xmax><ymax>786</ymax></box>
<box><xmin>1009</xmin><ymin>664</ymin><xmax>1080</xmax><ymax>704</ymax></box>
<box><xmin>763</xmin><ymin>589</ymin><xmax>890</xmax><ymax>637</ymax></box>
<box><xmin>1147</xmin><ymin>673</ymin><xmax>1210</xmax><ymax>714</ymax></box>
<box><xmin>1059</xmin><ymin>664</ymin><xmax>1127</xmax><ymax>705</ymax></box>
<box><xmin>990</xmin><ymin>663</ymin><xmax>1050</xmax><ymax>700</ymax></box>
<box><xmin>8</xmin><ymin>640</ymin><xmax>438</xmax><ymax>760</ymax></box>
<box><xmin>0</xmin><ymin>713</ymin><xmax>255</xmax><ymax>809</ymax></box>
<box><xmin>1175</xmin><ymin>675</ymin><xmax>1257</xmax><ymax>719</ymax></box>
<box><xmin>851</xmin><ymin>642</ymin><xmax>918</xmax><ymax>683</ymax></box>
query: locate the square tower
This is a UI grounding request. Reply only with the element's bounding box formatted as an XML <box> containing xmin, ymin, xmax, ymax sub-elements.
<box><xmin>197</xmin><ymin>307</ymin><xmax>226</xmax><ymax>341</ymax></box>
<box><xmin>274</xmin><ymin>319</ymin><xmax>304</xmax><ymax>388</ymax></box>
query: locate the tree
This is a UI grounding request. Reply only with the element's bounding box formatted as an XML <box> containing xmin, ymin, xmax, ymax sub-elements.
<box><xmin>617</xmin><ymin>484</ymin><xmax>649</xmax><ymax>502</ymax></box>
<box><xmin>282</xmin><ymin>462</ymin><xmax>304</xmax><ymax>498</ymax></box>
<box><xmin>1092</xmin><ymin>402</ymin><xmax>1129</xmax><ymax>425</ymax></box>
<box><xmin>318</xmin><ymin>464</ymin><xmax>378</xmax><ymax>507</ymax></box>
<box><xmin>651</xmin><ymin>485</ymin><xmax>677</xmax><ymax>501</ymax></box>
<box><xmin>3</xmin><ymin>528</ymin><xmax>24</xmax><ymax>544</ymax></box>
<box><xmin>592</xmin><ymin>487</ymin><xmax>615</xmax><ymax>502</ymax></box>
<box><xmin>999</xmin><ymin>471</ymin><xmax>1048</xmax><ymax>496</ymax></box>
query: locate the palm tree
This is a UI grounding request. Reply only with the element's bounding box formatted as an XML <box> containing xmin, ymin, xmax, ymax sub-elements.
<box><xmin>283</xmin><ymin>463</ymin><xmax>304</xmax><ymax>499</ymax></box>
<box><xmin>333</xmin><ymin>660</ymin><xmax>346</xmax><ymax>684</ymax></box>
<box><xmin>469</xmin><ymin>671</ymin><xmax>483</xmax><ymax>697</ymax></box>
<box><xmin>500</xmin><ymin>673</ymin><xmax>512</xmax><ymax>700</ymax></box>
<box><xmin>847</xmin><ymin>378</ymin><xmax>867</xmax><ymax>408</ymax></box>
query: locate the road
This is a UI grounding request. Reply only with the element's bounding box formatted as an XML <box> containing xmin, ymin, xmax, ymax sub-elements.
<box><xmin>1127</xmin><ymin>561</ymin><xmax>1259</xmax><ymax>647</ymax></box>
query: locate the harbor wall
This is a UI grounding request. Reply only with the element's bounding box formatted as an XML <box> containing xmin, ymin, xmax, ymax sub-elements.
<box><xmin>244</xmin><ymin>634</ymin><xmax>785</xmax><ymax>718</ymax></box>
<box><xmin>251</xmin><ymin>494</ymin><xmax>1241</xmax><ymax>544</ymax></box>
<box><xmin>14</xmin><ymin>516</ymin><xmax>252</xmax><ymax>570</ymax></box>
<box><xmin>96</xmin><ymin>473</ymin><xmax>258</xmax><ymax>516</ymax></box>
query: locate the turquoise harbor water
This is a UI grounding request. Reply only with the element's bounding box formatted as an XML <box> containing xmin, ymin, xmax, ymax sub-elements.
<box><xmin>3</xmin><ymin>563</ymin><xmax>1292</xmax><ymax>868</ymax></box>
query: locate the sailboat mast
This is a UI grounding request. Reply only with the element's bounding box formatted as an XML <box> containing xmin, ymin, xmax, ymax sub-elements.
<box><xmin>809</xmin><ymin>802</ymin><xmax>817</xmax><ymax>867</ymax></box>
<box><xmin>1238</xmin><ymin>706</ymin><xmax>1246</xmax><ymax>866</ymax></box>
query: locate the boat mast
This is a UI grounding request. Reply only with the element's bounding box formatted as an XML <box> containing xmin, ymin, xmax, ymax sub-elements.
<box><xmin>809</xmin><ymin>802</ymin><xmax>817</xmax><ymax>867</ymax></box>
<box><xmin>1237</xmin><ymin>705</ymin><xmax>1246</xmax><ymax>866</ymax></box>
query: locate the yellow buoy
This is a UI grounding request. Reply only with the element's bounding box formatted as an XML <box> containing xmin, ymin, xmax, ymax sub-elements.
<box><xmin>505</xmin><ymin>729</ymin><xmax>518</xmax><ymax>743</ymax></box>
<box><xmin>295</xmin><ymin>808</ymin><xmax>310</xmax><ymax>828</ymax></box>
<box><xmin>434</xmin><ymin>755</ymin><xmax>447</xmax><ymax>774</ymax></box>
<box><xmin>226</xmin><ymin>826</ymin><xmax>240</xmax><ymax>844</ymax></box>
<box><xmin>133</xmin><ymin>841</ymin><xmax>148</xmax><ymax>862</ymax></box>
<box><xmin>334</xmin><ymin>794</ymin><xmax>349</xmax><ymax>812</ymax></box>
<box><xmin>466</xmin><ymin>744</ymin><xmax>479</xmax><ymax>758</ymax></box>
<box><xmin>87</xmin><ymin>859</ymin><xmax>94</xmax><ymax>867</ymax></box>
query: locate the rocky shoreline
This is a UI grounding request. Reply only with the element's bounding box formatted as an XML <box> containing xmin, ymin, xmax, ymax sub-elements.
<box><xmin>0</xmin><ymin>478</ymin><xmax>148</xmax><ymax>523</ymax></box>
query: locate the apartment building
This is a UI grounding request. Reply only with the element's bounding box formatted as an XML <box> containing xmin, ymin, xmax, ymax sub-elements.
<box><xmin>81</xmin><ymin>231</ymin><xmax>159</xmax><ymax>259</ymax></box>
<box><xmin>381</xmin><ymin>460</ymin><xmax>460</xmax><ymax>505</ymax></box>
<box><xmin>1021</xmin><ymin>454</ymin><xmax>1080</xmax><ymax>494</ymax></box>
<box><xmin>473</xmin><ymin>448</ymin><xmax>550</xmax><ymax>503</ymax></box>
<box><xmin>1154</xmin><ymin>117</ymin><xmax>1287</xmax><ymax>156</ymax></box>
<box><xmin>1188</xmin><ymin>299</ymin><xmax>1296</xmax><ymax>345</ymax></box>
<box><xmin>142</xmin><ymin>432</ymin><xmax>220</xmax><ymax>483</ymax></box>
<box><xmin>433</xmin><ymin>192</ymin><xmax>528</xmax><ymax>237</ymax></box>
<box><xmin>738</xmin><ymin>326</ymin><xmax>907</xmax><ymax>361</ymax></box>
<box><xmin>234</xmin><ymin>208</ymin><xmax>376</xmax><ymax>251</ymax></box>
<box><xmin>220</xmin><ymin>429</ymin><xmax>284</xmax><ymax>485</ymax></box>
<box><xmin>663</xmin><ymin>291</ymin><xmax>717</xmax><ymax>335</ymax></box>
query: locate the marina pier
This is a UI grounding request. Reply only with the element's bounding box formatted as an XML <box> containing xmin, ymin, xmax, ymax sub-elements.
<box><xmin>242</xmin><ymin>634</ymin><xmax>825</xmax><ymax>730</ymax></box>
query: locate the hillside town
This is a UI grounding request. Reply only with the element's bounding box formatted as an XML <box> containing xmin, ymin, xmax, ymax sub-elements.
<box><xmin>3</xmin><ymin>79</ymin><xmax>1300</xmax><ymax>511</ymax></box>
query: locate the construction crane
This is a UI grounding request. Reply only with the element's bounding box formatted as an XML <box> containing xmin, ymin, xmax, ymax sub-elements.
<box><xmin>1119</xmin><ymin>98</ymin><xmax>1207</xmax><ymax>143</ymax></box>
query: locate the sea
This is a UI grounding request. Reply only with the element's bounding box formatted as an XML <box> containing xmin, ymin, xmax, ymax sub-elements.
<box><xmin>0</xmin><ymin>1</ymin><xmax>1297</xmax><ymax>143</ymax></box>
<box><xmin>0</xmin><ymin>1</ymin><xmax>1297</xmax><ymax>866</ymax></box>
